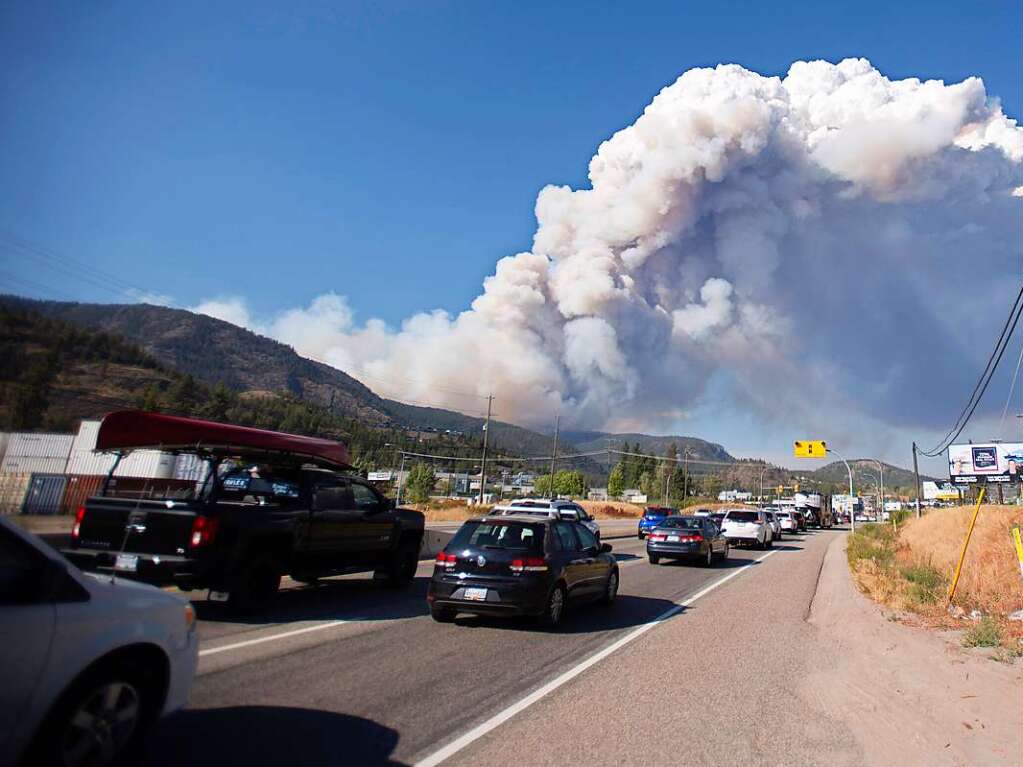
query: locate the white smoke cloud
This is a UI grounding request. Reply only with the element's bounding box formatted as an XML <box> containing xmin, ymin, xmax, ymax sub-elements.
<box><xmin>191</xmin><ymin>58</ymin><xmax>1023</xmax><ymax>448</ymax></box>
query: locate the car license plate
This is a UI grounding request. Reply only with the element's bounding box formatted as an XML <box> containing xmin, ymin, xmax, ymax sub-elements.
<box><xmin>463</xmin><ymin>587</ymin><xmax>488</xmax><ymax>602</ymax></box>
<box><xmin>115</xmin><ymin>554</ymin><xmax>138</xmax><ymax>572</ymax></box>
<box><xmin>667</xmin><ymin>535</ymin><xmax>680</xmax><ymax>542</ymax></box>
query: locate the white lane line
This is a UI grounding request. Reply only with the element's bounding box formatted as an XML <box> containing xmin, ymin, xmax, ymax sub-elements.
<box><xmin>414</xmin><ymin>548</ymin><xmax>779</xmax><ymax>767</ymax></box>
<box><xmin>199</xmin><ymin>619</ymin><xmax>355</xmax><ymax>657</ymax></box>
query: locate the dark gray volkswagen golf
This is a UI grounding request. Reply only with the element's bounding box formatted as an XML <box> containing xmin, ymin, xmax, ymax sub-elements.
<box><xmin>427</xmin><ymin>515</ymin><xmax>618</xmax><ymax>627</ymax></box>
<box><xmin>646</xmin><ymin>515</ymin><xmax>729</xmax><ymax>566</ymax></box>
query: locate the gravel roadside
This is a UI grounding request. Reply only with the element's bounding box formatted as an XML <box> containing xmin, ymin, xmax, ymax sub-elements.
<box><xmin>803</xmin><ymin>534</ymin><xmax>1023</xmax><ymax>766</ymax></box>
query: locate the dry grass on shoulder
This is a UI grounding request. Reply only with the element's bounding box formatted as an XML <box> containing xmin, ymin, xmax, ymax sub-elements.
<box><xmin>847</xmin><ymin>505</ymin><xmax>1023</xmax><ymax>651</ymax></box>
<box><xmin>898</xmin><ymin>505</ymin><xmax>1023</xmax><ymax>620</ymax></box>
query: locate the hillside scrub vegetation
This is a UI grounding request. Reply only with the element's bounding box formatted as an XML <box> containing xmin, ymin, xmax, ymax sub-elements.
<box><xmin>847</xmin><ymin>505</ymin><xmax>1023</xmax><ymax>653</ymax></box>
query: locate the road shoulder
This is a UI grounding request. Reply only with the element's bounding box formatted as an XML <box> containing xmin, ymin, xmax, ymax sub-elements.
<box><xmin>803</xmin><ymin>534</ymin><xmax>1023</xmax><ymax>766</ymax></box>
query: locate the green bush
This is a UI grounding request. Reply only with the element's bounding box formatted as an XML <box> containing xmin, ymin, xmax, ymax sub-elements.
<box><xmin>846</xmin><ymin>527</ymin><xmax>895</xmax><ymax>568</ymax></box>
<box><xmin>963</xmin><ymin>617</ymin><xmax>1002</xmax><ymax>648</ymax></box>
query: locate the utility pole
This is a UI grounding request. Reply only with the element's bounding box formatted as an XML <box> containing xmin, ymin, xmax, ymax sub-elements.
<box><xmin>759</xmin><ymin>464</ymin><xmax>768</xmax><ymax>502</ymax></box>
<box><xmin>478</xmin><ymin>395</ymin><xmax>493</xmax><ymax>505</ymax></box>
<box><xmin>548</xmin><ymin>414</ymin><xmax>560</xmax><ymax>499</ymax></box>
<box><xmin>912</xmin><ymin>442</ymin><xmax>923</xmax><ymax>519</ymax></box>
<box><xmin>683</xmin><ymin>448</ymin><xmax>690</xmax><ymax>506</ymax></box>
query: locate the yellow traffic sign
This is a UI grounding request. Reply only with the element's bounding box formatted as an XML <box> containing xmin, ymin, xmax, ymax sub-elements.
<box><xmin>793</xmin><ymin>440</ymin><xmax>827</xmax><ymax>458</ymax></box>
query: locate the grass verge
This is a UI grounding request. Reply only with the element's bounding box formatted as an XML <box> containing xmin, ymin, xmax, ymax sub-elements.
<box><xmin>847</xmin><ymin>509</ymin><xmax>1023</xmax><ymax>656</ymax></box>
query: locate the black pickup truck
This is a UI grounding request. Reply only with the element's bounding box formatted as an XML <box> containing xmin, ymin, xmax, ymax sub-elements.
<box><xmin>64</xmin><ymin>411</ymin><xmax>425</xmax><ymax>611</ymax></box>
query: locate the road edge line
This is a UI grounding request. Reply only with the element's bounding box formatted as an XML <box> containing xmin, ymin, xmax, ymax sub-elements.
<box><xmin>414</xmin><ymin>548</ymin><xmax>779</xmax><ymax>767</ymax></box>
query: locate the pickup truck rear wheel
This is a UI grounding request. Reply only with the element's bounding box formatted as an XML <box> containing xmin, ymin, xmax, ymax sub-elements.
<box><xmin>228</xmin><ymin>559</ymin><xmax>281</xmax><ymax>612</ymax></box>
<box><xmin>377</xmin><ymin>545</ymin><xmax>418</xmax><ymax>589</ymax></box>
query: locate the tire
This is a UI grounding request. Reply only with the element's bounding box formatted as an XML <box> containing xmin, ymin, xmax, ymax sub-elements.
<box><xmin>377</xmin><ymin>545</ymin><xmax>418</xmax><ymax>589</ymax></box>
<box><xmin>540</xmin><ymin>583</ymin><xmax>567</xmax><ymax>628</ymax></box>
<box><xmin>637</xmin><ymin>533</ymin><xmax>645</xmax><ymax>540</ymax></box>
<box><xmin>431</xmin><ymin>606</ymin><xmax>456</xmax><ymax>623</ymax></box>
<box><xmin>600</xmin><ymin>569</ymin><xmax>619</xmax><ymax>605</ymax></box>
<box><xmin>227</xmin><ymin>558</ymin><xmax>281</xmax><ymax>612</ymax></box>
<box><xmin>31</xmin><ymin>658</ymin><xmax>160</xmax><ymax>767</ymax></box>
<box><xmin>648</xmin><ymin>554</ymin><xmax>660</xmax><ymax>565</ymax></box>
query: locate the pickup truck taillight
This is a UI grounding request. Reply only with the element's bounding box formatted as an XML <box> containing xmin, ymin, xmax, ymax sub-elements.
<box><xmin>510</xmin><ymin>556</ymin><xmax>548</xmax><ymax>573</ymax></box>
<box><xmin>189</xmin><ymin>516</ymin><xmax>219</xmax><ymax>549</ymax></box>
<box><xmin>71</xmin><ymin>505</ymin><xmax>85</xmax><ymax>542</ymax></box>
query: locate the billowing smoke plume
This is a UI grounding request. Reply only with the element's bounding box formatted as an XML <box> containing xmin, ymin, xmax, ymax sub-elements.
<box><xmin>195</xmin><ymin>59</ymin><xmax>1023</xmax><ymax>442</ymax></box>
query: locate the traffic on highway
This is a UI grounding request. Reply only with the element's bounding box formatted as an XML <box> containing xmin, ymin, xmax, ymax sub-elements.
<box><xmin>1</xmin><ymin>411</ymin><xmax>851</xmax><ymax>767</ymax></box>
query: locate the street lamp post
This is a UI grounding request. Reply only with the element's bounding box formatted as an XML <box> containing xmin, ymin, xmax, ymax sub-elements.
<box><xmin>760</xmin><ymin>465</ymin><xmax>768</xmax><ymax>502</ymax></box>
<box><xmin>828</xmin><ymin>447</ymin><xmax>856</xmax><ymax>533</ymax></box>
<box><xmin>870</xmin><ymin>459</ymin><xmax>884</xmax><ymax>520</ymax></box>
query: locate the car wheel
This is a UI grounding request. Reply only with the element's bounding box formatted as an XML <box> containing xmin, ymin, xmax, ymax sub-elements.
<box><xmin>637</xmin><ymin>533</ymin><xmax>645</xmax><ymax>540</ymax></box>
<box><xmin>32</xmin><ymin>658</ymin><xmax>159</xmax><ymax>767</ymax></box>
<box><xmin>601</xmin><ymin>569</ymin><xmax>619</xmax><ymax>605</ymax></box>
<box><xmin>378</xmin><ymin>545</ymin><xmax>418</xmax><ymax>589</ymax></box>
<box><xmin>648</xmin><ymin>554</ymin><xmax>660</xmax><ymax>565</ymax></box>
<box><xmin>431</xmin><ymin>606</ymin><xmax>456</xmax><ymax>623</ymax></box>
<box><xmin>541</xmin><ymin>583</ymin><xmax>567</xmax><ymax>627</ymax></box>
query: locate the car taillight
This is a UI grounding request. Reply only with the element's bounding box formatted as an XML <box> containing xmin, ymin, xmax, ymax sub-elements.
<box><xmin>435</xmin><ymin>551</ymin><xmax>456</xmax><ymax>569</ymax></box>
<box><xmin>680</xmin><ymin>534</ymin><xmax>704</xmax><ymax>542</ymax></box>
<box><xmin>189</xmin><ymin>516</ymin><xmax>219</xmax><ymax>549</ymax></box>
<box><xmin>648</xmin><ymin>533</ymin><xmax>667</xmax><ymax>542</ymax></box>
<box><xmin>510</xmin><ymin>556</ymin><xmax>548</xmax><ymax>573</ymax></box>
<box><xmin>71</xmin><ymin>505</ymin><xmax>85</xmax><ymax>542</ymax></box>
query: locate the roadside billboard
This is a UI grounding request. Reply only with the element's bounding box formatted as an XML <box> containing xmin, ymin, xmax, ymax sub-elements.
<box><xmin>948</xmin><ymin>443</ymin><xmax>1023</xmax><ymax>483</ymax></box>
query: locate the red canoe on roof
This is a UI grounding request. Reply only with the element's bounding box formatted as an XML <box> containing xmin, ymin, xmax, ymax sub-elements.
<box><xmin>96</xmin><ymin>410</ymin><xmax>351</xmax><ymax>469</ymax></box>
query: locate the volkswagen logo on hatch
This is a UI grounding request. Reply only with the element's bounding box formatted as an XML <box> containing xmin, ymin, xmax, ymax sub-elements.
<box><xmin>476</xmin><ymin>555</ymin><xmax>486</xmax><ymax>567</ymax></box>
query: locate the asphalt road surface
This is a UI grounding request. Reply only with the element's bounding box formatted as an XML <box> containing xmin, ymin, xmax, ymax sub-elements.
<box><xmin>143</xmin><ymin>528</ymin><xmax>844</xmax><ymax>767</ymax></box>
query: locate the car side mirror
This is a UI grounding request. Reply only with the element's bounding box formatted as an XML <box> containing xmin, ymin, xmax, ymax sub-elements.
<box><xmin>600</xmin><ymin>543</ymin><xmax>613</xmax><ymax>553</ymax></box>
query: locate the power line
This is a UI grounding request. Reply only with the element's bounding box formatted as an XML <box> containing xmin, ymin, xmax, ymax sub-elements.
<box><xmin>998</xmin><ymin>337</ymin><xmax>1023</xmax><ymax>438</ymax></box>
<box><xmin>920</xmin><ymin>282</ymin><xmax>1023</xmax><ymax>457</ymax></box>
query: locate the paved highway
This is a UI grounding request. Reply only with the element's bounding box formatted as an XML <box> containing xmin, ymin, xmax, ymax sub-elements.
<box><xmin>138</xmin><ymin>526</ymin><xmax>845</xmax><ymax>766</ymax></box>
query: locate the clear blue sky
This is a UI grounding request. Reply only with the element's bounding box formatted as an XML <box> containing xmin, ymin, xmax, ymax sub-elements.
<box><xmin>2</xmin><ymin>1</ymin><xmax>1021</xmax><ymax>471</ymax></box>
<box><xmin>2</xmin><ymin>0</ymin><xmax>1020</xmax><ymax>323</ymax></box>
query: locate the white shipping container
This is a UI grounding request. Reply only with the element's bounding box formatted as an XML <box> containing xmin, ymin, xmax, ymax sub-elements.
<box><xmin>173</xmin><ymin>453</ymin><xmax>208</xmax><ymax>482</ymax></box>
<box><xmin>0</xmin><ymin>433</ymin><xmax>73</xmax><ymax>474</ymax></box>
<box><xmin>65</xmin><ymin>420</ymin><xmax>176</xmax><ymax>478</ymax></box>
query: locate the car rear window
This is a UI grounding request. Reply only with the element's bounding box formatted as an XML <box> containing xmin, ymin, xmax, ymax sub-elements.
<box><xmin>449</xmin><ymin>522</ymin><xmax>545</xmax><ymax>553</ymax></box>
<box><xmin>725</xmin><ymin>511</ymin><xmax>758</xmax><ymax>522</ymax></box>
<box><xmin>659</xmin><ymin>517</ymin><xmax>703</xmax><ymax>529</ymax></box>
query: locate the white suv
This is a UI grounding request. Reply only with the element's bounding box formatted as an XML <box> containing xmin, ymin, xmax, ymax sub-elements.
<box><xmin>720</xmin><ymin>509</ymin><xmax>773</xmax><ymax>549</ymax></box>
<box><xmin>492</xmin><ymin>499</ymin><xmax>601</xmax><ymax>540</ymax></box>
<box><xmin>774</xmin><ymin>511</ymin><xmax>799</xmax><ymax>533</ymax></box>
<box><xmin>0</xmin><ymin>517</ymin><xmax>198</xmax><ymax>767</ymax></box>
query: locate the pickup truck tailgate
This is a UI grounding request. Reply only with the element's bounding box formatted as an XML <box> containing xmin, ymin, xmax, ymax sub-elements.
<box><xmin>76</xmin><ymin>498</ymin><xmax>198</xmax><ymax>556</ymax></box>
